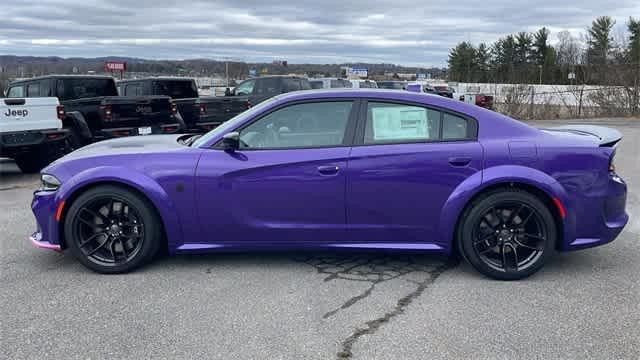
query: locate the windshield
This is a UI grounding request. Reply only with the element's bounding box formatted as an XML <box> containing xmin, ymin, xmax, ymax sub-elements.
<box><xmin>191</xmin><ymin>96</ymin><xmax>281</xmax><ymax>148</ymax></box>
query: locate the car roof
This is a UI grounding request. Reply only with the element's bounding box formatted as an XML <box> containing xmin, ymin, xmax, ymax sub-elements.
<box><xmin>118</xmin><ymin>77</ymin><xmax>195</xmax><ymax>83</ymax></box>
<box><xmin>10</xmin><ymin>74</ymin><xmax>114</xmax><ymax>85</ymax></box>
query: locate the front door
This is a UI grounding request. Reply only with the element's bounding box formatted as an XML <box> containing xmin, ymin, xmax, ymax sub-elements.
<box><xmin>196</xmin><ymin>100</ymin><xmax>357</xmax><ymax>244</ymax></box>
<box><xmin>346</xmin><ymin>100</ymin><xmax>483</xmax><ymax>247</ymax></box>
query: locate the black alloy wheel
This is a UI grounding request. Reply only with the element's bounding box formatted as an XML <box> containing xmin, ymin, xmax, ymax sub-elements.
<box><xmin>458</xmin><ymin>189</ymin><xmax>556</xmax><ymax>280</ymax></box>
<box><xmin>65</xmin><ymin>185</ymin><xmax>161</xmax><ymax>273</ymax></box>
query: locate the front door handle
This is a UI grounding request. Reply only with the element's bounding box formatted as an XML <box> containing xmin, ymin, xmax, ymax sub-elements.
<box><xmin>317</xmin><ymin>165</ymin><xmax>340</xmax><ymax>175</ymax></box>
<box><xmin>448</xmin><ymin>157</ymin><xmax>472</xmax><ymax>167</ymax></box>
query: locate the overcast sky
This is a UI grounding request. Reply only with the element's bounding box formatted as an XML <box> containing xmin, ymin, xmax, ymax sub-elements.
<box><xmin>0</xmin><ymin>0</ymin><xmax>637</xmax><ymax>66</ymax></box>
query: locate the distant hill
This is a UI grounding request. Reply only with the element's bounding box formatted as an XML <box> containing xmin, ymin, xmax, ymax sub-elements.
<box><xmin>0</xmin><ymin>55</ymin><xmax>446</xmax><ymax>81</ymax></box>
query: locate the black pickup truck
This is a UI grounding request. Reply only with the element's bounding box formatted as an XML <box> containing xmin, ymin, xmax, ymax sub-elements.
<box><xmin>118</xmin><ymin>77</ymin><xmax>249</xmax><ymax>132</ymax></box>
<box><xmin>6</xmin><ymin>75</ymin><xmax>182</xmax><ymax>145</ymax></box>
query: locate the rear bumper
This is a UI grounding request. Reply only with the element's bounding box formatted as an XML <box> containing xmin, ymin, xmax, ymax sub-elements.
<box><xmin>563</xmin><ymin>174</ymin><xmax>628</xmax><ymax>251</ymax></box>
<box><xmin>95</xmin><ymin>123</ymin><xmax>182</xmax><ymax>139</ymax></box>
<box><xmin>0</xmin><ymin>129</ymin><xmax>69</xmax><ymax>156</ymax></box>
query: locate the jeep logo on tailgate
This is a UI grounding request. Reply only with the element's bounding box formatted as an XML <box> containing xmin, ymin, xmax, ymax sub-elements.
<box><xmin>4</xmin><ymin>109</ymin><xmax>29</xmax><ymax>117</ymax></box>
<box><xmin>136</xmin><ymin>106</ymin><xmax>152</xmax><ymax>114</ymax></box>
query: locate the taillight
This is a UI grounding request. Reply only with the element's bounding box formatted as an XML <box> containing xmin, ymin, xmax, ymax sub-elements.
<box><xmin>100</xmin><ymin>104</ymin><xmax>113</xmax><ymax>121</ymax></box>
<box><xmin>170</xmin><ymin>102</ymin><xmax>177</xmax><ymax>116</ymax></box>
<box><xmin>199</xmin><ymin>103</ymin><xmax>206</xmax><ymax>115</ymax></box>
<box><xmin>56</xmin><ymin>105</ymin><xmax>65</xmax><ymax>120</ymax></box>
<box><xmin>609</xmin><ymin>153</ymin><xmax>616</xmax><ymax>173</ymax></box>
<box><xmin>163</xmin><ymin>126</ymin><xmax>177</xmax><ymax>133</ymax></box>
<box><xmin>245</xmin><ymin>101</ymin><xmax>252</xmax><ymax>109</ymax></box>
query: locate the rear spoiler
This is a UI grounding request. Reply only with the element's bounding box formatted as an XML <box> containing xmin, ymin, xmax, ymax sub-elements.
<box><xmin>545</xmin><ymin>125</ymin><xmax>623</xmax><ymax>147</ymax></box>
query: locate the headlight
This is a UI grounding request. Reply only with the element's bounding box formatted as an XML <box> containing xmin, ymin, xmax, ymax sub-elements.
<box><xmin>40</xmin><ymin>174</ymin><xmax>61</xmax><ymax>191</ymax></box>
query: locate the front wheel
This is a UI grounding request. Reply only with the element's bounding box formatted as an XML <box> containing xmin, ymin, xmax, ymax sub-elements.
<box><xmin>458</xmin><ymin>189</ymin><xmax>556</xmax><ymax>280</ymax></box>
<box><xmin>64</xmin><ymin>185</ymin><xmax>161</xmax><ymax>273</ymax></box>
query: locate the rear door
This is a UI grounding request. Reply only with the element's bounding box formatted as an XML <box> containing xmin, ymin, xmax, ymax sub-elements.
<box><xmin>345</xmin><ymin>100</ymin><xmax>483</xmax><ymax>246</ymax></box>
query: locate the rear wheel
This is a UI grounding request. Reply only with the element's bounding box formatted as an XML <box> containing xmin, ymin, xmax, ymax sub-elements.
<box><xmin>458</xmin><ymin>189</ymin><xmax>556</xmax><ymax>280</ymax></box>
<box><xmin>64</xmin><ymin>185</ymin><xmax>161</xmax><ymax>274</ymax></box>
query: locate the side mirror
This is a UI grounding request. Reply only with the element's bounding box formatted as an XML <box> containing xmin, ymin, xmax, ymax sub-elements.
<box><xmin>222</xmin><ymin>131</ymin><xmax>240</xmax><ymax>152</ymax></box>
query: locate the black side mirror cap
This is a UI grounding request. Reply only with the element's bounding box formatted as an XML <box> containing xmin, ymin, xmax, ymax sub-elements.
<box><xmin>222</xmin><ymin>131</ymin><xmax>240</xmax><ymax>152</ymax></box>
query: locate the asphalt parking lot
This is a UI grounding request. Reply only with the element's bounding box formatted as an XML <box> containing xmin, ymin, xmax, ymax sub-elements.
<box><xmin>1</xmin><ymin>118</ymin><xmax>638</xmax><ymax>359</ymax></box>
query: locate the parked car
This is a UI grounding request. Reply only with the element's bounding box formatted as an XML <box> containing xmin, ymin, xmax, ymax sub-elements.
<box><xmin>349</xmin><ymin>80</ymin><xmax>378</xmax><ymax>89</ymax></box>
<box><xmin>1</xmin><ymin>97</ymin><xmax>69</xmax><ymax>172</ymax></box>
<box><xmin>460</xmin><ymin>93</ymin><xmax>495</xmax><ymax>110</ymax></box>
<box><xmin>30</xmin><ymin>89</ymin><xmax>627</xmax><ymax>280</ymax></box>
<box><xmin>233</xmin><ymin>76</ymin><xmax>311</xmax><ymax>105</ymax></box>
<box><xmin>308</xmin><ymin>78</ymin><xmax>353</xmax><ymax>89</ymax></box>
<box><xmin>6</xmin><ymin>75</ymin><xmax>182</xmax><ymax>145</ymax></box>
<box><xmin>117</xmin><ymin>77</ymin><xmax>250</xmax><ymax>132</ymax></box>
<box><xmin>376</xmin><ymin>81</ymin><xmax>406</xmax><ymax>90</ymax></box>
<box><xmin>425</xmin><ymin>84</ymin><xmax>454</xmax><ymax>98</ymax></box>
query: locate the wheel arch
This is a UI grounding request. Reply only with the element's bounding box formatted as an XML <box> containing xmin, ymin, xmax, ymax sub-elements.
<box><xmin>55</xmin><ymin>167</ymin><xmax>180</xmax><ymax>251</ymax></box>
<box><xmin>438</xmin><ymin>165</ymin><xmax>573</xmax><ymax>255</ymax></box>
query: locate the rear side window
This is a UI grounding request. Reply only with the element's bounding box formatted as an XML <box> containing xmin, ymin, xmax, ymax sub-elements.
<box><xmin>27</xmin><ymin>83</ymin><xmax>40</xmax><ymax>97</ymax></box>
<box><xmin>364</xmin><ymin>102</ymin><xmax>441</xmax><ymax>144</ymax></box>
<box><xmin>7</xmin><ymin>85</ymin><xmax>24</xmax><ymax>98</ymax></box>
<box><xmin>442</xmin><ymin>113</ymin><xmax>469</xmax><ymax>140</ymax></box>
<box><xmin>124</xmin><ymin>84</ymin><xmax>142</xmax><ymax>96</ymax></box>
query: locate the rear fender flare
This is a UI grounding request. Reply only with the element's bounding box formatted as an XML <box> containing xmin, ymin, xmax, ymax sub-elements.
<box><xmin>55</xmin><ymin>166</ymin><xmax>182</xmax><ymax>250</ymax></box>
<box><xmin>438</xmin><ymin>165</ymin><xmax>573</xmax><ymax>253</ymax></box>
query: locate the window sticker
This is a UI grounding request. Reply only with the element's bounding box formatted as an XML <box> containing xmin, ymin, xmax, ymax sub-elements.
<box><xmin>371</xmin><ymin>106</ymin><xmax>428</xmax><ymax>140</ymax></box>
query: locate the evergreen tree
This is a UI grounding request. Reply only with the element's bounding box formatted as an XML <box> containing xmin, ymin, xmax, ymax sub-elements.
<box><xmin>587</xmin><ymin>16</ymin><xmax>615</xmax><ymax>64</ymax></box>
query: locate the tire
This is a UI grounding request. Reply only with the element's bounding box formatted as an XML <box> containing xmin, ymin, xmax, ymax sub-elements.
<box><xmin>14</xmin><ymin>149</ymin><xmax>53</xmax><ymax>173</ymax></box>
<box><xmin>457</xmin><ymin>188</ymin><xmax>556</xmax><ymax>280</ymax></box>
<box><xmin>64</xmin><ymin>185</ymin><xmax>162</xmax><ymax>274</ymax></box>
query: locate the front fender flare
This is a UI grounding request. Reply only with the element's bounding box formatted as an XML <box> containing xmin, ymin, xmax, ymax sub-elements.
<box><xmin>437</xmin><ymin>165</ymin><xmax>573</xmax><ymax>253</ymax></box>
<box><xmin>54</xmin><ymin>166</ymin><xmax>182</xmax><ymax>250</ymax></box>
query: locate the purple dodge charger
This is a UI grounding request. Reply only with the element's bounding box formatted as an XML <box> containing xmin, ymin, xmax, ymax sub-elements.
<box><xmin>30</xmin><ymin>89</ymin><xmax>628</xmax><ymax>280</ymax></box>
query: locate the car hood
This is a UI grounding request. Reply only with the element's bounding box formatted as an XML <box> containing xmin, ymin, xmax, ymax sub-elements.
<box><xmin>60</xmin><ymin>134</ymin><xmax>187</xmax><ymax>161</ymax></box>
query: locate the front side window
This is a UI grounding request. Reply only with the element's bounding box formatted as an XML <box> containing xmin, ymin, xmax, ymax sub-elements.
<box><xmin>364</xmin><ymin>102</ymin><xmax>441</xmax><ymax>144</ymax></box>
<box><xmin>235</xmin><ymin>79</ymin><xmax>255</xmax><ymax>95</ymax></box>
<box><xmin>7</xmin><ymin>85</ymin><xmax>25</xmax><ymax>98</ymax></box>
<box><xmin>282</xmin><ymin>78</ymin><xmax>301</xmax><ymax>92</ymax></box>
<box><xmin>239</xmin><ymin>101</ymin><xmax>353</xmax><ymax>149</ymax></box>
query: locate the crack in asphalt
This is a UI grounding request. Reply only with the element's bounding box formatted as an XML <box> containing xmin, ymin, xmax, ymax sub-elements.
<box><xmin>295</xmin><ymin>254</ymin><xmax>459</xmax><ymax>359</ymax></box>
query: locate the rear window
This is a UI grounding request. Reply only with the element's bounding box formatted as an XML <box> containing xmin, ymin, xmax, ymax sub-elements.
<box><xmin>59</xmin><ymin>78</ymin><xmax>118</xmax><ymax>100</ymax></box>
<box><xmin>151</xmin><ymin>80</ymin><xmax>198</xmax><ymax>99</ymax></box>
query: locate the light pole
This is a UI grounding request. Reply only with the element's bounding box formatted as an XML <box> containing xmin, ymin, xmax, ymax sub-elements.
<box><xmin>538</xmin><ymin>64</ymin><xmax>543</xmax><ymax>85</ymax></box>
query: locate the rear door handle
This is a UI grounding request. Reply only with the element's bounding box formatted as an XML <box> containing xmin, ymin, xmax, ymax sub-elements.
<box><xmin>317</xmin><ymin>165</ymin><xmax>340</xmax><ymax>175</ymax></box>
<box><xmin>448</xmin><ymin>157</ymin><xmax>472</xmax><ymax>167</ymax></box>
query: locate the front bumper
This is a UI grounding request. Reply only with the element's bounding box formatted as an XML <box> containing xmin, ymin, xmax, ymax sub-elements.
<box><xmin>30</xmin><ymin>189</ymin><xmax>62</xmax><ymax>251</ymax></box>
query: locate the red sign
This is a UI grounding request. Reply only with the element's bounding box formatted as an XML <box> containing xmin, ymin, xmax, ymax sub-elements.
<box><xmin>105</xmin><ymin>61</ymin><xmax>126</xmax><ymax>72</ymax></box>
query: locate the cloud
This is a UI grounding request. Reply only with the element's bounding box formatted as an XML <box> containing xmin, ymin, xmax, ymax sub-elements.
<box><xmin>0</xmin><ymin>0</ymin><xmax>638</xmax><ymax>66</ymax></box>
